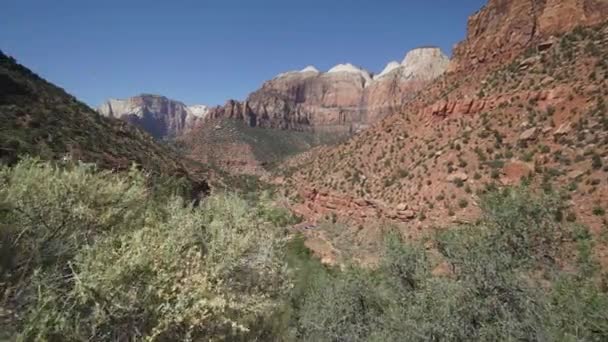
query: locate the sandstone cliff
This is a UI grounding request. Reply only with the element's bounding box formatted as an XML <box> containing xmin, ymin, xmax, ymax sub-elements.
<box><xmin>98</xmin><ymin>94</ymin><xmax>208</xmax><ymax>139</ymax></box>
<box><xmin>450</xmin><ymin>0</ymin><xmax>608</xmax><ymax>72</ymax></box>
<box><xmin>205</xmin><ymin>47</ymin><xmax>449</xmax><ymax>133</ymax></box>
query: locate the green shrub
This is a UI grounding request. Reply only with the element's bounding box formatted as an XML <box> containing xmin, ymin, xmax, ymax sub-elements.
<box><xmin>593</xmin><ymin>206</ymin><xmax>606</xmax><ymax>216</ymax></box>
<box><xmin>0</xmin><ymin>158</ymin><xmax>291</xmax><ymax>341</ymax></box>
<box><xmin>592</xmin><ymin>154</ymin><xmax>603</xmax><ymax>169</ymax></box>
<box><xmin>4</xmin><ymin>160</ymin><xmax>608</xmax><ymax>341</ymax></box>
<box><xmin>0</xmin><ymin>158</ymin><xmax>149</xmax><ymax>282</ymax></box>
<box><xmin>291</xmin><ymin>187</ymin><xmax>608</xmax><ymax>341</ymax></box>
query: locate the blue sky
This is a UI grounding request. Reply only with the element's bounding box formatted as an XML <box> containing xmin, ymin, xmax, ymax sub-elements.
<box><xmin>1</xmin><ymin>0</ymin><xmax>486</xmax><ymax>107</ymax></box>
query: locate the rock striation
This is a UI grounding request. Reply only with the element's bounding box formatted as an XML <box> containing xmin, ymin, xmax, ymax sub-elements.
<box><xmin>365</xmin><ymin>47</ymin><xmax>450</xmax><ymax>121</ymax></box>
<box><xmin>98</xmin><ymin>94</ymin><xmax>208</xmax><ymax>139</ymax></box>
<box><xmin>450</xmin><ymin>0</ymin><xmax>608</xmax><ymax>72</ymax></box>
<box><xmin>204</xmin><ymin>47</ymin><xmax>450</xmax><ymax>133</ymax></box>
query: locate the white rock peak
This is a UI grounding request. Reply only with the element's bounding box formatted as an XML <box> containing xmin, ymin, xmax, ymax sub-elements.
<box><xmin>187</xmin><ymin>105</ymin><xmax>210</xmax><ymax>118</ymax></box>
<box><xmin>370</xmin><ymin>47</ymin><xmax>449</xmax><ymax>83</ymax></box>
<box><xmin>275</xmin><ymin>65</ymin><xmax>321</xmax><ymax>79</ymax></box>
<box><xmin>374</xmin><ymin>61</ymin><xmax>401</xmax><ymax>80</ymax></box>
<box><xmin>400</xmin><ymin>47</ymin><xmax>449</xmax><ymax>81</ymax></box>
<box><xmin>328</xmin><ymin>63</ymin><xmax>367</xmax><ymax>75</ymax></box>
<box><xmin>300</xmin><ymin>65</ymin><xmax>320</xmax><ymax>73</ymax></box>
<box><xmin>327</xmin><ymin>63</ymin><xmax>372</xmax><ymax>84</ymax></box>
<box><xmin>99</xmin><ymin>98</ymin><xmax>145</xmax><ymax>118</ymax></box>
<box><xmin>98</xmin><ymin>96</ymin><xmax>210</xmax><ymax>122</ymax></box>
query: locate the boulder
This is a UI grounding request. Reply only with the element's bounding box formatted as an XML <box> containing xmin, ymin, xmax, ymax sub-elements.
<box><xmin>519</xmin><ymin>127</ymin><xmax>537</xmax><ymax>141</ymax></box>
<box><xmin>397</xmin><ymin>209</ymin><xmax>416</xmax><ymax>221</ymax></box>
<box><xmin>446</xmin><ymin>172</ymin><xmax>468</xmax><ymax>183</ymax></box>
<box><xmin>554</xmin><ymin>122</ymin><xmax>572</xmax><ymax>136</ymax></box>
<box><xmin>567</xmin><ymin>169</ymin><xmax>585</xmax><ymax>180</ymax></box>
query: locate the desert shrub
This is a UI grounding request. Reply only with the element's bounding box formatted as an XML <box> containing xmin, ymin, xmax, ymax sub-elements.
<box><xmin>592</xmin><ymin>153</ymin><xmax>603</xmax><ymax>169</ymax></box>
<box><xmin>291</xmin><ymin>187</ymin><xmax>608</xmax><ymax>341</ymax></box>
<box><xmin>0</xmin><ymin>158</ymin><xmax>290</xmax><ymax>341</ymax></box>
<box><xmin>0</xmin><ymin>158</ymin><xmax>149</xmax><ymax>285</ymax></box>
<box><xmin>296</xmin><ymin>266</ymin><xmax>385</xmax><ymax>342</ymax></box>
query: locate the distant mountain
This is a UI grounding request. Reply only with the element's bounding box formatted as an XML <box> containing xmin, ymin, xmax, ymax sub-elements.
<box><xmin>205</xmin><ymin>47</ymin><xmax>449</xmax><ymax>133</ymax></box>
<box><xmin>0</xmin><ymin>51</ymin><xmax>207</xmax><ymax>192</ymax></box>
<box><xmin>98</xmin><ymin>94</ymin><xmax>208</xmax><ymax>139</ymax></box>
<box><xmin>100</xmin><ymin>48</ymin><xmax>448</xmax><ymax>175</ymax></box>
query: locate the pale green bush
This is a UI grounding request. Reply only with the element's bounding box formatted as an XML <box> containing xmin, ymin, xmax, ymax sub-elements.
<box><xmin>292</xmin><ymin>187</ymin><xmax>608</xmax><ymax>341</ymax></box>
<box><xmin>0</xmin><ymin>158</ymin><xmax>148</xmax><ymax>284</ymax></box>
<box><xmin>0</xmin><ymin>158</ymin><xmax>291</xmax><ymax>341</ymax></box>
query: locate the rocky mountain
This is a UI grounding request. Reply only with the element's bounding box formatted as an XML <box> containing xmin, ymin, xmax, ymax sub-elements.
<box><xmin>177</xmin><ymin>47</ymin><xmax>449</xmax><ymax>174</ymax></box>
<box><xmin>450</xmin><ymin>0</ymin><xmax>608</xmax><ymax>72</ymax></box>
<box><xmin>98</xmin><ymin>94</ymin><xmax>208</xmax><ymax>139</ymax></box>
<box><xmin>204</xmin><ymin>47</ymin><xmax>449</xmax><ymax>133</ymax></box>
<box><xmin>0</xmin><ymin>51</ymin><xmax>207</xmax><ymax>193</ymax></box>
<box><xmin>280</xmin><ymin>0</ymin><xmax>608</xmax><ymax>262</ymax></box>
<box><xmin>365</xmin><ymin>47</ymin><xmax>450</xmax><ymax>122</ymax></box>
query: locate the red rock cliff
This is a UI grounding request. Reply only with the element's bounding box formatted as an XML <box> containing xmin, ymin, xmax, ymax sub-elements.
<box><xmin>450</xmin><ymin>0</ymin><xmax>608</xmax><ymax>72</ymax></box>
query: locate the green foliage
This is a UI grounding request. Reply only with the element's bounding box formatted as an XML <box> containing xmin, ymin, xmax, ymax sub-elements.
<box><xmin>592</xmin><ymin>153</ymin><xmax>603</xmax><ymax>169</ymax></box>
<box><xmin>297</xmin><ymin>266</ymin><xmax>385</xmax><ymax>342</ymax></box>
<box><xmin>3</xmin><ymin>159</ymin><xmax>608</xmax><ymax>341</ymax></box>
<box><xmin>289</xmin><ymin>188</ymin><xmax>608</xmax><ymax>341</ymax></box>
<box><xmin>0</xmin><ymin>158</ymin><xmax>149</xmax><ymax>282</ymax></box>
<box><xmin>0</xmin><ymin>158</ymin><xmax>291</xmax><ymax>341</ymax></box>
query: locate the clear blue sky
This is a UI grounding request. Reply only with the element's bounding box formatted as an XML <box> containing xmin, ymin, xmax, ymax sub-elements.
<box><xmin>1</xmin><ymin>0</ymin><xmax>486</xmax><ymax>107</ymax></box>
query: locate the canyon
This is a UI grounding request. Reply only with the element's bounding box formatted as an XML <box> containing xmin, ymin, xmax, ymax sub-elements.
<box><xmin>95</xmin><ymin>0</ymin><xmax>608</xmax><ymax>264</ymax></box>
<box><xmin>280</xmin><ymin>0</ymin><xmax>608</xmax><ymax>263</ymax></box>
<box><xmin>99</xmin><ymin>47</ymin><xmax>449</xmax><ymax>141</ymax></box>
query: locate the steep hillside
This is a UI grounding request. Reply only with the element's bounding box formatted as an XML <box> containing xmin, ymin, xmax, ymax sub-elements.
<box><xmin>282</xmin><ymin>3</ymin><xmax>608</xmax><ymax>261</ymax></box>
<box><xmin>0</xmin><ymin>51</ymin><xmax>205</xmax><ymax>188</ymax></box>
<box><xmin>177</xmin><ymin>117</ymin><xmax>351</xmax><ymax>176</ymax></box>
<box><xmin>451</xmin><ymin>0</ymin><xmax>608</xmax><ymax>73</ymax></box>
<box><xmin>98</xmin><ymin>95</ymin><xmax>208</xmax><ymax>139</ymax></box>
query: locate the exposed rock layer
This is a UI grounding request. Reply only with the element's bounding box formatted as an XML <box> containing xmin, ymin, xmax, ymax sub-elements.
<box><xmin>205</xmin><ymin>47</ymin><xmax>450</xmax><ymax>132</ymax></box>
<box><xmin>98</xmin><ymin>95</ymin><xmax>208</xmax><ymax>139</ymax></box>
<box><xmin>283</xmin><ymin>0</ymin><xmax>608</xmax><ymax>241</ymax></box>
<box><xmin>450</xmin><ymin>0</ymin><xmax>608</xmax><ymax>72</ymax></box>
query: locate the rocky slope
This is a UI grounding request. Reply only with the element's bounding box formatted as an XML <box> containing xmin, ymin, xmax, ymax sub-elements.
<box><xmin>450</xmin><ymin>0</ymin><xmax>608</xmax><ymax>73</ymax></box>
<box><xmin>204</xmin><ymin>47</ymin><xmax>449</xmax><ymax>133</ymax></box>
<box><xmin>98</xmin><ymin>95</ymin><xmax>208</xmax><ymax>139</ymax></box>
<box><xmin>280</xmin><ymin>0</ymin><xmax>608</xmax><ymax>263</ymax></box>
<box><xmin>0</xmin><ymin>51</ymin><xmax>207</xmax><ymax>193</ymax></box>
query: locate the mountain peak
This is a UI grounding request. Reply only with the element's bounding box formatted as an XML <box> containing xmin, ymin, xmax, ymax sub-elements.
<box><xmin>300</xmin><ymin>65</ymin><xmax>320</xmax><ymax>73</ymax></box>
<box><xmin>374</xmin><ymin>61</ymin><xmax>401</xmax><ymax>80</ymax></box>
<box><xmin>187</xmin><ymin>104</ymin><xmax>210</xmax><ymax>118</ymax></box>
<box><xmin>328</xmin><ymin>63</ymin><xmax>369</xmax><ymax>75</ymax></box>
<box><xmin>400</xmin><ymin>47</ymin><xmax>450</xmax><ymax>81</ymax></box>
<box><xmin>98</xmin><ymin>95</ymin><xmax>207</xmax><ymax>138</ymax></box>
<box><xmin>327</xmin><ymin>63</ymin><xmax>372</xmax><ymax>85</ymax></box>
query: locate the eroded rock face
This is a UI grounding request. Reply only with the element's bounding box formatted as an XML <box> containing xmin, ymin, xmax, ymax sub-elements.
<box><xmin>366</xmin><ymin>47</ymin><xmax>450</xmax><ymax>121</ymax></box>
<box><xmin>98</xmin><ymin>94</ymin><xmax>208</xmax><ymax>139</ymax></box>
<box><xmin>450</xmin><ymin>0</ymin><xmax>608</xmax><ymax>72</ymax></box>
<box><xmin>205</xmin><ymin>47</ymin><xmax>450</xmax><ymax>133</ymax></box>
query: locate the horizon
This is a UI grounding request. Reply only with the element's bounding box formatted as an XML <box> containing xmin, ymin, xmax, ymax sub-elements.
<box><xmin>1</xmin><ymin>0</ymin><xmax>486</xmax><ymax>107</ymax></box>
